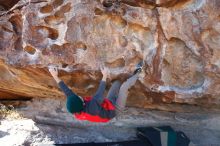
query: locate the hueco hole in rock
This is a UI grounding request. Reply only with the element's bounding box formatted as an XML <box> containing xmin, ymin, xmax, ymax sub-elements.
<box><xmin>0</xmin><ymin>0</ymin><xmax>220</xmax><ymax>145</ymax></box>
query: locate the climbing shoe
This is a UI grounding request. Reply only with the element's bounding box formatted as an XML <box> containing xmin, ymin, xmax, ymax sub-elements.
<box><xmin>133</xmin><ymin>61</ymin><xmax>144</xmax><ymax>75</ymax></box>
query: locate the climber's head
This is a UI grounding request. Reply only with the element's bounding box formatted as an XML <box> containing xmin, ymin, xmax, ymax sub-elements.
<box><xmin>66</xmin><ymin>95</ymin><xmax>84</xmax><ymax>113</ymax></box>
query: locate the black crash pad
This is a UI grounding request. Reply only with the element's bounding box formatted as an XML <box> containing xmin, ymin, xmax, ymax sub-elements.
<box><xmin>55</xmin><ymin>139</ymin><xmax>150</xmax><ymax>146</ymax></box>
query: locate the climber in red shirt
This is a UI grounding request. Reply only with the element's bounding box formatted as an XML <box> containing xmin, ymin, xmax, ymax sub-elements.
<box><xmin>49</xmin><ymin>62</ymin><xmax>143</xmax><ymax>123</ymax></box>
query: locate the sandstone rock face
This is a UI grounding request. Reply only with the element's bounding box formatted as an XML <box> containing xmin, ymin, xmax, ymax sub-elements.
<box><xmin>0</xmin><ymin>0</ymin><xmax>219</xmax><ymax>111</ymax></box>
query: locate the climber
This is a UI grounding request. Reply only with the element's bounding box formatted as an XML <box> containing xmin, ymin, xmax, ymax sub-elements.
<box><xmin>48</xmin><ymin>62</ymin><xmax>143</xmax><ymax>123</ymax></box>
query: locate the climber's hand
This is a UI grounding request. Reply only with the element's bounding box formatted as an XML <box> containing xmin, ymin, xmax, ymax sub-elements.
<box><xmin>48</xmin><ymin>67</ymin><xmax>61</xmax><ymax>83</ymax></box>
<box><xmin>151</xmin><ymin>84</ymin><xmax>159</xmax><ymax>92</ymax></box>
<box><xmin>101</xmin><ymin>66</ymin><xmax>109</xmax><ymax>81</ymax></box>
<box><xmin>49</xmin><ymin>67</ymin><xmax>58</xmax><ymax>77</ymax></box>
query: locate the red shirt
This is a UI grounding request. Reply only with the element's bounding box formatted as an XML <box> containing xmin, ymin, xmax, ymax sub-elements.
<box><xmin>74</xmin><ymin>96</ymin><xmax>115</xmax><ymax>123</ymax></box>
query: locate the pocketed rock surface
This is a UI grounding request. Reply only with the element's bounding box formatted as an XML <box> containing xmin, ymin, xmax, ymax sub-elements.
<box><xmin>0</xmin><ymin>0</ymin><xmax>220</xmax><ymax>112</ymax></box>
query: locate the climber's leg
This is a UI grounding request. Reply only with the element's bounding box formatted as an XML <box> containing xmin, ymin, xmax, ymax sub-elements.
<box><xmin>116</xmin><ymin>73</ymin><xmax>139</xmax><ymax>110</ymax></box>
<box><xmin>106</xmin><ymin>80</ymin><xmax>121</xmax><ymax>105</ymax></box>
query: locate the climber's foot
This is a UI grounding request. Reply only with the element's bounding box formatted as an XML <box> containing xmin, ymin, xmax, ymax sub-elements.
<box><xmin>133</xmin><ymin>61</ymin><xmax>144</xmax><ymax>75</ymax></box>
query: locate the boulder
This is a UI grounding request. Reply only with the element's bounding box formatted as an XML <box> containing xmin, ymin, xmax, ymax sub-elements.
<box><xmin>0</xmin><ymin>0</ymin><xmax>219</xmax><ymax>111</ymax></box>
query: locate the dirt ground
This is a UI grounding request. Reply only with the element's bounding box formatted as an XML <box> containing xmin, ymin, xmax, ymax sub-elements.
<box><xmin>0</xmin><ymin>98</ymin><xmax>220</xmax><ymax>146</ymax></box>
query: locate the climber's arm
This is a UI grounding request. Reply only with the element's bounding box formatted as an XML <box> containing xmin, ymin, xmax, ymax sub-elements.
<box><xmin>49</xmin><ymin>67</ymin><xmax>79</xmax><ymax>97</ymax></box>
<box><xmin>93</xmin><ymin>66</ymin><xmax>109</xmax><ymax>104</ymax></box>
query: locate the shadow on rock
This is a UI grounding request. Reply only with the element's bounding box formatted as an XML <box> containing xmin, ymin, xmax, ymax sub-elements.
<box><xmin>0</xmin><ymin>131</ymin><xmax>9</xmax><ymax>138</ymax></box>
